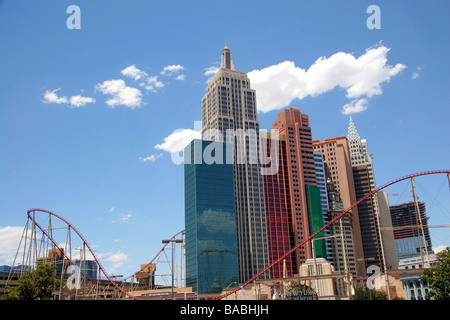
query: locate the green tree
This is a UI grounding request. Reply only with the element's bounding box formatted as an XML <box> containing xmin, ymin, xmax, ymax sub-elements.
<box><xmin>3</xmin><ymin>262</ymin><xmax>60</xmax><ymax>300</ymax></box>
<box><xmin>351</xmin><ymin>287</ymin><xmax>388</xmax><ymax>300</ymax></box>
<box><xmin>421</xmin><ymin>247</ymin><xmax>450</xmax><ymax>300</ymax></box>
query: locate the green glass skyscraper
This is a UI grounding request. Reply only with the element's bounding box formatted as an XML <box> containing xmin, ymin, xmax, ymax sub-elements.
<box><xmin>184</xmin><ymin>139</ymin><xmax>239</xmax><ymax>294</ymax></box>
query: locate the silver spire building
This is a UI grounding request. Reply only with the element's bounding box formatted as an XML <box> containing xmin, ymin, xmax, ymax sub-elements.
<box><xmin>201</xmin><ymin>46</ymin><xmax>269</xmax><ymax>282</ymax></box>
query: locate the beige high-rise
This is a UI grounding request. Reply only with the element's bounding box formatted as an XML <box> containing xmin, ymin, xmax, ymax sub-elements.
<box><xmin>312</xmin><ymin>136</ymin><xmax>365</xmax><ymax>276</ymax></box>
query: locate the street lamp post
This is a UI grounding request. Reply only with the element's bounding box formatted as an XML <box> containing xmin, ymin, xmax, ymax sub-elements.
<box><xmin>162</xmin><ymin>238</ymin><xmax>183</xmax><ymax>300</ymax></box>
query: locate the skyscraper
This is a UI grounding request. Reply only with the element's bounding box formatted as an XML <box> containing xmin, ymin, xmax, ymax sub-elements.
<box><xmin>260</xmin><ymin>132</ymin><xmax>294</xmax><ymax>278</ymax></box>
<box><xmin>272</xmin><ymin>107</ymin><xmax>321</xmax><ymax>272</ymax></box>
<box><xmin>324</xmin><ymin>168</ymin><xmax>358</xmax><ymax>291</ymax></box>
<box><xmin>201</xmin><ymin>46</ymin><xmax>269</xmax><ymax>282</ymax></box>
<box><xmin>312</xmin><ymin>136</ymin><xmax>365</xmax><ymax>276</ymax></box>
<box><xmin>389</xmin><ymin>201</ymin><xmax>433</xmax><ymax>260</ymax></box>
<box><xmin>352</xmin><ymin>165</ymin><xmax>383</xmax><ymax>271</ymax></box>
<box><xmin>347</xmin><ymin>117</ymin><xmax>385</xmax><ymax>271</ymax></box>
<box><xmin>184</xmin><ymin>139</ymin><xmax>239</xmax><ymax>294</ymax></box>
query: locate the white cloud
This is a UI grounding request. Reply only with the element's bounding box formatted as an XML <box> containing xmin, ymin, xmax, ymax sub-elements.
<box><xmin>121</xmin><ymin>64</ymin><xmax>166</xmax><ymax>92</ymax></box>
<box><xmin>42</xmin><ymin>88</ymin><xmax>95</xmax><ymax>108</ymax></box>
<box><xmin>161</xmin><ymin>64</ymin><xmax>184</xmax><ymax>76</ymax></box>
<box><xmin>69</xmin><ymin>95</ymin><xmax>95</xmax><ymax>107</ymax></box>
<box><xmin>341</xmin><ymin>98</ymin><xmax>368</xmax><ymax>115</ymax></box>
<box><xmin>247</xmin><ymin>44</ymin><xmax>406</xmax><ymax>113</ymax></box>
<box><xmin>104</xmin><ymin>251</ymin><xmax>129</xmax><ymax>272</ymax></box>
<box><xmin>109</xmin><ymin>207</ymin><xmax>115</xmax><ymax>213</ymax></box>
<box><xmin>204</xmin><ymin>66</ymin><xmax>220</xmax><ymax>84</ymax></box>
<box><xmin>204</xmin><ymin>66</ymin><xmax>219</xmax><ymax>76</ymax></box>
<box><xmin>105</xmin><ymin>251</ymin><xmax>128</xmax><ymax>263</ymax></box>
<box><xmin>96</xmin><ymin>79</ymin><xmax>143</xmax><ymax>108</ymax></box>
<box><xmin>144</xmin><ymin>76</ymin><xmax>165</xmax><ymax>91</ymax></box>
<box><xmin>175</xmin><ymin>74</ymin><xmax>186</xmax><ymax>81</ymax></box>
<box><xmin>121</xmin><ymin>65</ymin><xmax>148</xmax><ymax>81</ymax></box>
<box><xmin>0</xmin><ymin>226</ymin><xmax>24</xmax><ymax>265</ymax></box>
<box><xmin>42</xmin><ymin>88</ymin><xmax>68</xmax><ymax>104</ymax></box>
<box><xmin>155</xmin><ymin>128</ymin><xmax>201</xmax><ymax>153</ymax></box>
<box><xmin>433</xmin><ymin>245</ymin><xmax>448</xmax><ymax>254</ymax></box>
<box><xmin>139</xmin><ymin>154</ymin><xmax>163</xmax><ymax>162</ymax></box>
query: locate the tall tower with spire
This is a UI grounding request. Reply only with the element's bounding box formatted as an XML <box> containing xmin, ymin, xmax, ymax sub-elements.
<box><xmin>201</xmin><ymin>46</ymin><xmax>269</xmax><ymax>282</ymax></box>
<box><xmin>347</xmin><ymin>116</ymin><xmax>371</xmax><ymax>168</ymax></box>
<box><xmin>347</xmin><ymin>117</ymin><xmax>385</xmax><ymax>272</ymax></box>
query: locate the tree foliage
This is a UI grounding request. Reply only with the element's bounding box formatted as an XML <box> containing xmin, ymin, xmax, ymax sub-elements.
<box><xmin>422</xmin><ymin>247</ymin><xmax>450</xmax><ymax>300</ymax></box>
<box><xmin>351</xmin><ymin>287</ymin><xmax>388</xmax><ymax>300</ymax></box>
<box><xmin>3</xmin><ymin>262</ymin><xmax>60</xmax><ymax>300</ymax></box>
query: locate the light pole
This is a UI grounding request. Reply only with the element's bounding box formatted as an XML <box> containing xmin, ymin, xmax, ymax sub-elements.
<box><xmin>162</xmin><ymin>238</ymin><xmax>183</xmax><ymax>300</ymax></box>
<box><xmin>225</xmin><ymin>282</ymin><xmax>237</xmax><ymax>300</ymax></box>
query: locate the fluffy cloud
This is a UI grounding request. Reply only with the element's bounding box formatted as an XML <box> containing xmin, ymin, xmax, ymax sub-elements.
<box><xmin>42</xmin><ymin>63</ymin><xmax>182</xmax><ymax>109</ymax></box>
<box><xmin>104</xmin><ymin>251</ymin><xmax>129</xmax><ymax>272</ymax></box>
<box><xmin>342</xmin><ymin>98</ymin><xmax>368</xmax><ymax>115</ymax></box>
<box><xmin>69</xmin><ymin>95</ymin><xmax>96</xmax><ymax>107</ymax></box>
<box><xmin>155</xmin><ymin>128</ymin><xmax>201</xmax><ymax>153</ymax></box>
<box><xmin>204</xmin><ymin>66</ymin><xmax>219</xmax><ymax>76</ymax></box>
<box><xmin>42</xmin><ymin>88</ymin><xmax>68</xmax><ymax>104</ymax></box>
<box><xmin>204</xmin><ymin>66</ymin><xmax>219</xmax><ymax>83</ymax></box>
<box><xmin>42</xmin><ymin>89</ymin><xmax>95</xmax><ymax>107</ymax></box>
<box><xmin>96</xmin><ymin>79</ymin><xmax>143</xmax><ymax>108</ymax></box>
<box><xmin>120</xmin><ymin>64</ymin><xmax>166</xmax><ymax>92</ymax></box>
<box><xmin>247</xmin><ymin>44</ymin><xmax>406</xmax><ymax>113</ymax></box>
<box><xmin>0</xmin><ymin>226</ymin><xmax>25</xmax><ymax>265</ymax></box>
<box><xmin>160</xmin><ymin>64</ymin><xmax>184</xmax><ymax>76</ymax></box>
<box><xmin>144</xmin><ymin>76</ymin><xmax>165</xmax><ymax>91</ymax></box>
<box><xmin>121</xmin><ymin>64</ymin><xmax>148</xmax><ymax>81</ymax></box>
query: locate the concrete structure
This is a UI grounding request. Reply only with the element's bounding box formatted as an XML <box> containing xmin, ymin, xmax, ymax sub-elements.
<box><xmin>389</xmin><ymin>201</ymin><xmax>433</xmax><ymax>261</ymax></box>
<box><xmin>298</xmin><ymin>258</ymin><xmax>336</xmax><ymax>298</ymax></box>
<box><xmin>376</xmin><ymin>191</ymin><xmax>399</xmax><ymax>270</ymax></box>
<box><xmin>323</xmin><ymin>169</ymin><xmax>358</xmax><ymax>294</ymax></box>
<box><xmin>201</xmin><ymin>46</ymin><xmax>269</xmax><ymax>282</ymax></box>
<box><xmin>313</xmin><ymin>136</ymin><xmax>365</xmax><ymax>276</ymax></box>
<box><xmin>126</xmin><ymin>287</ymin><xmax>197</xmax><ymax>300</ymax></box>
<box><xmin>398</xmin><ymin>254</ymin><xmax>437</xmax><ymax>300</ymax></box>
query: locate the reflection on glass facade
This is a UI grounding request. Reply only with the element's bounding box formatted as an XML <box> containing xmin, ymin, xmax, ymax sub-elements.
<box><xmin>184</xmin><ymin>139</ymin><xmax>239</xmax><ymax>294</ymax></box>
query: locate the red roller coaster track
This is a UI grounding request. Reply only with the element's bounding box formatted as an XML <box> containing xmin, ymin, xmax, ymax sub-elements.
<box><xmin>25</xmin><ymin>209</ymin><xmax>185</xmax><ymax>300</ymax></box>
<box><xmin>214</xmin><ymin>169</ymin><xmax>450</xmax><ymax>300</ymax></box>
<box><xmin>22</xmin><ymin>170</ymin><xmax>449</xmax><ymax>300</ymax></box>
<box><xmin>26</xmin><ymin>208</ymin><xmax>139</xmax><ymax>300</ymax></box>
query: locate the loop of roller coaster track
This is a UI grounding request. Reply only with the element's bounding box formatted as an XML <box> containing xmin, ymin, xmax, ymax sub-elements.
<box><xmin>23</xmin><ymin>170</ymin><xmax>449</xmax><ymax>301</ymax></box>
<box><xmin>26</xmin><ymin>208</ymin><xmax>139</xmax><ymax>300</ymax></box>
<box><xmin>214</xmin><ymin>169</ymin><xmax>450</xmax><ymax>300</ymax></box>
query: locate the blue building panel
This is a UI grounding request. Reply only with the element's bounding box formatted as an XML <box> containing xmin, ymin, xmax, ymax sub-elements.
<box><xmin>184</xmin><ymin>139</ymin><xmax>239</xmax><ymax>294</ymax></box>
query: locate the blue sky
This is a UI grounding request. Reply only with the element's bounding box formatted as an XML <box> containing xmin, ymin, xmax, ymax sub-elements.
<box><xmin>1</xmin><ymin>0</ymin><xmax>449</xmax><ymax>278</ymax></box>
